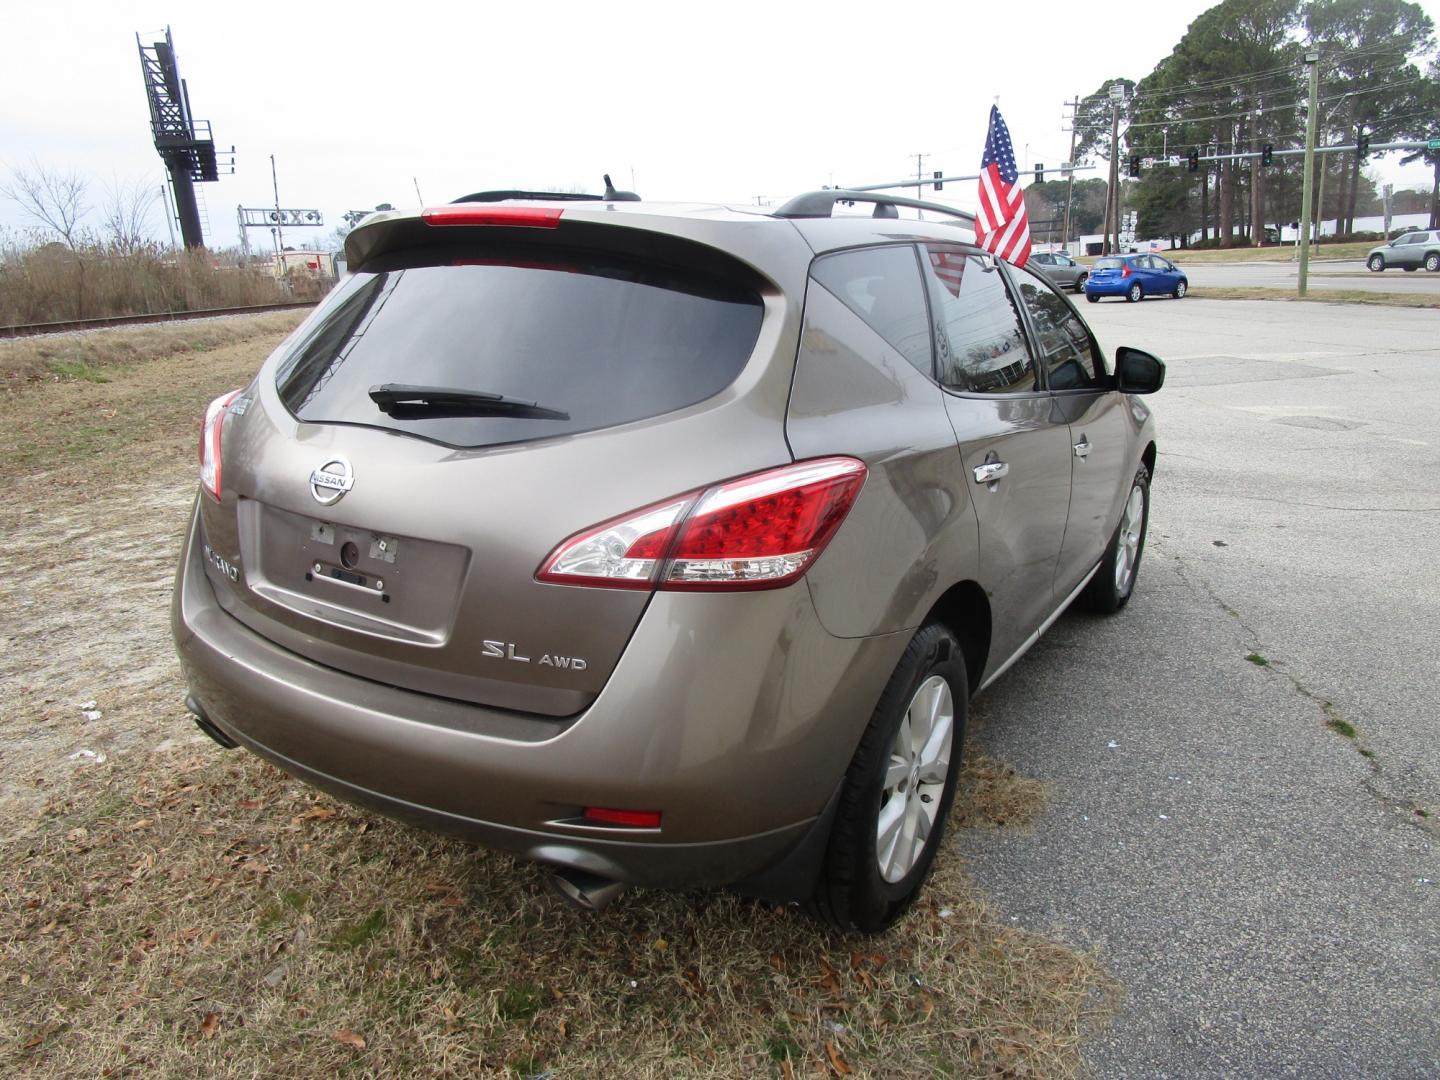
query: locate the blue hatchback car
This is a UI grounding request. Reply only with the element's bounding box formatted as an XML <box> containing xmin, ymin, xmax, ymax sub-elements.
<box><xmin>1084</xmin><ymin>254</ymin><xmax>1188</xmax><ymax>303</ymax></box>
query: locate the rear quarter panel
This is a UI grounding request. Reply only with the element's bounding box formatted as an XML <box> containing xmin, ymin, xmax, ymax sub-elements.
<box><xmin>786</xmin><ymin>281</ymin><xmax>979</xmax><ymax>638</ymax></box>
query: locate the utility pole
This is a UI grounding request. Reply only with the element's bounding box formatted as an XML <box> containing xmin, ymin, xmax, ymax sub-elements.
<box><xmin>914</xmin><ymin>152</ymin><xmax>928</xmax><ymax>193</ymax></box>
<box><xmin>1062</xmin><ymin>95</ymin><xmax>1081</xmax><ymax>254</ymax></box>
<box><xmin>1106</xmin><ymin>83</ymin><xmax>1124</xmax><ymax>255</ymax></box>
<box><xmin>270</xmin><ymin>154</ymin><xmax>284</xmax><ymax>257</ymax></box>
<box><xmin>1298</xmin><ymin>51</ymin><xmax>1319</xmax><ymax>296</ymax></box>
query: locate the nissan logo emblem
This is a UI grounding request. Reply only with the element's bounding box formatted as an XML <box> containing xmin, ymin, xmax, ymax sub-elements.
<box><xmin>309</xmin><ymin>457</ymin><xmax>354</xmax><ymax>505</ymax></box>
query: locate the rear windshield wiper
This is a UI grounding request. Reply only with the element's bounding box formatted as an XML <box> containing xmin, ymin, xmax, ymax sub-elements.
<box><xmin>368</xmin><ymin>384</ymin><xmax>570</xmax><ymax>421</ymax></box>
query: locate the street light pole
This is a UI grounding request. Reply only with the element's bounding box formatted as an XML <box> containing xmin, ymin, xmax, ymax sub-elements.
<box><xmin>1298</xmin><ymin>51</ymin><xmax>1320</xmax><ymax>296</ymax></box>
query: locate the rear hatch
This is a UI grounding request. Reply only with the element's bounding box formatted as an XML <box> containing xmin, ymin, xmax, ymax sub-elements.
<box><xmin>1089</xmin><ymin>257</ymin><xmax>1127</xmax><ymax>284</ymax></box>
<box><xmin>197</xmin><ymin>211</ymin><xmax>799</xmax><ymax>717</ymax></box>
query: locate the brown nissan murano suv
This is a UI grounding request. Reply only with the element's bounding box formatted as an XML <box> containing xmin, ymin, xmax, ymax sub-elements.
<box><xmin>173</xmin><ymin>188</ymin><xmax>1162</xmax><ymax>931</ymax></box>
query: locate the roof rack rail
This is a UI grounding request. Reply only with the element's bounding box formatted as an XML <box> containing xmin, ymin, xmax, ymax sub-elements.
<box><xmin>773</xmin><ymin>190</ymin><xmax>974</xmax><ymax>226</ymax></box>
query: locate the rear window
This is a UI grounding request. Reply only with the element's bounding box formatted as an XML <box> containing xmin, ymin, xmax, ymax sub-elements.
<box><xmin>275</xmin><ymin>246</ymin><xmax>764</xmax><ymax>448</ymax></box>
<box><xmin>1093</xmin><ymin>258</ymin><xmax>1125</xmax><ymax>270</ymax></box>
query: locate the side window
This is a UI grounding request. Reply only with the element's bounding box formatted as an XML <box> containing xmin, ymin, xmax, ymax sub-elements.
<box><xmin>1011</xmin><ymin>265</ymin><xmax>1107</xmax><ymax>392</ymax></box>
<box><xmin>810</xmin><ymin>246</ymin><xmax>933</xmax><ymax>377</ymax></box>
<box><xmin>920</xmin><ymin>246</ymin><xmax>1038</xmax><ymax>394</ymax></box>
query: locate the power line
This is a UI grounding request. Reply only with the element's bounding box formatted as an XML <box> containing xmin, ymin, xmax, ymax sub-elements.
<box><xmin>1119</xmin><ymin>77</ymin><xmax>1429</xmax><ymax>131</ymax></box>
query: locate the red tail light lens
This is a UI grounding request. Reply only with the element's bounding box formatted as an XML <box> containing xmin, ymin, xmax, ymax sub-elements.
<box><xmin>199</xmin><ymin>389</ymin><xmax>242</xmax><ymax>501</ymax></box>
<box><xmin>422</xmin><ymin>206</ymin><xmax>563</xmax><ymax>228</ymax></box>
<box><xmin>583</xmin><ymin>807</ymin><xmax>662</xmax><ymax>828</ymax></box>
<box><xmin>537</xmin><ymin>457</ymin><xmax>867</xmax><ymax>592</ymax></box>
<box><xmin>1121</xmin><ymin>263</ymin><xmax>1132</xmax><ymax>277</ymax></box>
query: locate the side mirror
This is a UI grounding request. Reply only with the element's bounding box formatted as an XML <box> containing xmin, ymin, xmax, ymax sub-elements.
<box><xmin>1115</xmin><ymin>347</ymin><xmax>1165</xmax><ymax>394</ymax></box>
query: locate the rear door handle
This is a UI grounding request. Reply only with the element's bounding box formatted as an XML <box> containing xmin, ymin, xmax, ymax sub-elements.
<box><xmin>1073</xmin><ymin>437</ymin><xmax>1091</xmax><ymax>459</ymax></box>
<box><xmin>973</xmin><ymin>461</ymin><xmax>1009</xmax><ymax>484</ymax></box>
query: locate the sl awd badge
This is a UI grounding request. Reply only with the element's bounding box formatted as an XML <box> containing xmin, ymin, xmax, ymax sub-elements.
<box><xmin>310</xmin><ymin>457</ymin><xmax>354</xmax><ymax>505</ymax></box>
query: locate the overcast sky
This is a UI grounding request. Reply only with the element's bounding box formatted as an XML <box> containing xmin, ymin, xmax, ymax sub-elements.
<box><xmin>3</xmin><ymin>0</ymin><xmax>1437</xmax><ymax>249</ymax></box>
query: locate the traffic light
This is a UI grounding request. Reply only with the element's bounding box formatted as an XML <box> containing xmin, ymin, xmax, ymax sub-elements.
<box><xmin>1035</xmin><ymin>163</ymin><xmax>1044</xmax><ymax>184</ymax></box>
<box><xmin>1128</xmin><ymin>156</ymin><xmax>1141</xmax><ymax>178</ymax></box>
<box><xmin>1188</xmin><ymin>148</ymin><xmax>1200</xmax><ymax>172</ymax></box>
<box><xmin>1356</xmin><ymin>132</ymin><xmax>1370</xmax><ymax>158</ymax></box>
<box><xmin>1262</xmin><ymin>143</ymin><xmax>1274</xmax><ymax>166</ymax></box>
<box><xmin>933</xmin><ymin>170</ymin><xmax>943</xmax><ymax>191</ymax></box>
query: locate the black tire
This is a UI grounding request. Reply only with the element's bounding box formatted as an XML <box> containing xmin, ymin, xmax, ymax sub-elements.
<box><xmin>1174</xmin><ymin>280</ymin><xmax>1187</xmax><ymax>298</ymax></box>
<box><xmin>1426</xmin><ymin>253</ymin><xmax>1440</xmax><ymax>273</ymax></box>
<box><xmin>1074</xmin><ymin>273</ymin><xmax>1088</xmax><ymax>293</ymax></box>
<box><xmin>1080</xmin><ymin>464</ymin><xmax>1150</xmax><ymax>614</ymax></box>
<box><xmin>1126</xmin><ymin>282</ymin><xmax>1143</xmax><ymax>303</ymax></box>
<box><xmin>1368</xmin><ymin>254</ymin><xmax>1385</xmax><ymax>272</ymax></box>
<box><xmin>1086</xmin><ymin>293</ymin><xmax>1101</xmax><ymax>303</ymax></box>
<box><xmin>810</xmin><ymin>623</ymin><xmax>968</xmax><ymax>933</ymax></box>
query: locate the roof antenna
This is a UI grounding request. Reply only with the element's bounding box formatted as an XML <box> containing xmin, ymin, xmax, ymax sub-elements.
<box><xmin>602</xmin><ymin>173</ymin><xmax>641</xmax><ymax>202</ymax></box>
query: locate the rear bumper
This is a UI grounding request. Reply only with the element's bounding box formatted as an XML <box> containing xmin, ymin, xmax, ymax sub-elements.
<box><xmin>1084</xmin><ymin>278</ymin><xmax>1130</xmax><ymax>296</ymax></box>
<box><xmin>172</xmin><ymin>501</ymin><xmax>911</xmax><ymax>892</ymax></box>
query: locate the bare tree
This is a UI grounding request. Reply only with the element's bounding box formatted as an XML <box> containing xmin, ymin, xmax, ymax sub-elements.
<box><xmin>1</xmin><ymin>162</ymin><xmax>91</xmax><ymax>249</ymax></box>
<box><xmin>101</xmin><ymin>176</ymin><xmax>161</xmax><ymax>255</ymax></box>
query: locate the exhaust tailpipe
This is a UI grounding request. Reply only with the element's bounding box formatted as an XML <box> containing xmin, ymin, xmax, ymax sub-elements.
<box><xmin>546</xmin><ymin>867</ymin><xmax>627</xmax><ymax>912</ymax></box>
<box><xmin>184</xmin><ymin>694</ymin><xmax>238</xmax><ymax>749</ymax></box>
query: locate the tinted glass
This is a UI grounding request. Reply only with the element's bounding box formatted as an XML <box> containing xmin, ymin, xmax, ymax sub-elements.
<box><xmin>1012</xmin><ymin>265</ymin><xmax>1105</xmax><ymax>391</ymax></box>
<box><xmin>810</xmin><ymin>246</ymin><xmax>932</xmax><ymax>377</ymax></box>
<box><xmin>1093</xmin><ymin>257</ymin><xmax>1124</xmax><ymax>270</ymax></box>
<box><xmin>920</xmin><ymin>247</ymin><xmax>1036</xmax><ymax>394</ymax></box>
<box><xmin>275</xmin><ymin>247</ymin><xmax>763</xmax><ymax>448</ymax></box>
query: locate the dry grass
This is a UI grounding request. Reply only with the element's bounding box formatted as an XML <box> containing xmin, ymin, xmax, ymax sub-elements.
<box><xmin>0</xmin><ymin>313</ymin><xmax>305</xmax><ymax>485</ymax></box>
<box><xmin>0</xmin><ymin>314</ymin><xmax>1116</xmax><ymax>1078</ymax></box>
<box><xmin>0</xmin><ymin>310</ymin><xmax>305</xmax><ymax>386</ymax></box>
<box><xmin>1185</xmin><ymin>286</ymin><xmax>1440</xmax><ymax>308</ymax></box>
<box><xmin>0</xmin><ymin>243</ymin><xmax>327</xmax><ymax>326</ymax></box>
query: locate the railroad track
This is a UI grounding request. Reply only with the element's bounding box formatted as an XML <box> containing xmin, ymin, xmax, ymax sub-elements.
<box><xmin>0</xmin><ymin>301</ymin><xmax>318</xmax><ymax>339</ymax></box>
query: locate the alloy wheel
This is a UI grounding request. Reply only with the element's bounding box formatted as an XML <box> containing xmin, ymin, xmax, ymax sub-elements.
<box><xmin>1114</xmin><ymin>482</ymin><xmax>1146</xmax><ymax>594</ymax></box>
<box><xmin>876</xmin><ymin>675</ymin><xmax>954</xmax><ymax>884</ymax></box>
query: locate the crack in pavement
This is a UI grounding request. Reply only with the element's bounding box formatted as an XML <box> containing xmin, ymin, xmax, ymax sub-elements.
<box><xmin>1159</xmin><ymin>538</ymin><xmax>1438</xmax><ymax>841</ymax></box>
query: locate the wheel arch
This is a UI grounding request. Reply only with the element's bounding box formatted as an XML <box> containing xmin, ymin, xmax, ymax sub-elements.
<box><xmin>919</xmin><ymin>581</ymin><xmax>991</xmax><ymax>694</ymax></box>
<box><xmin>1141</xmin><ymin>439</ymin><xmax>1157</xmax><ymax>480</ymax></box>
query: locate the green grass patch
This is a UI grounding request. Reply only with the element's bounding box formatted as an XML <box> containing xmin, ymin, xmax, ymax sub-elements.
<box><xmin>496</xmin><ymin>982</ymin><xmax>546</xmax><ymax>1023</ymax></box>
<box><xmin>766</xmin><ymin>1035</ymin><xmax>805</xmax><ymax>1063</ymax></box>
<box><xmin>1327</xmin><ymin>717</ymin><xmax>1358</xmax><ymax>739</ymax></box>
<box><xmin>1245</xmin><ymin>654</ymin><xmax>1269</xmax><ymax>666</ymax></box>
<box><xmin>46</xmin><ymin>360</ymin><xmax>110</xmax><ymax>383</ymax></box>
<box><xmin>330</xmin><ymin>908</ymin><xmax>387</xmax><ymax>948</ymax></box>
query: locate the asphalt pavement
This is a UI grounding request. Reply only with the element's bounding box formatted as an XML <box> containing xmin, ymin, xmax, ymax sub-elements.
<box><xmin>1170</xmin><ymin>257</ymin><xmax>1440</xmax><ymax>295</ymax></box>
<box><xmin>959</xmin><ymin>298</ymin><xmax>1440</xmax><ymax>1077</ymax></box>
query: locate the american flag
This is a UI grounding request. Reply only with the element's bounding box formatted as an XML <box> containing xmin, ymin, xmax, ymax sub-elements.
<box><xmin>975</xmin><ymin>105</ymin><xmax>1032</xmax><ymax>268</ymax></box>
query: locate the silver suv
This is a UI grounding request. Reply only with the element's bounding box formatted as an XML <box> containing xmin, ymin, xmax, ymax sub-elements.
<box><xmin>173</xmin><ymin>189</ymin><xmax>1162</xmax><ymax>931</ymax></box>
<box><xmin>1367</xmin><ymin>230</ymin><xmax>1440</xmax><ymax>273</ymax></box>
<box><xmin>1029</xmin><ymin>250</ymin><xmax>1088</xmax><ymax>292</ymax></box>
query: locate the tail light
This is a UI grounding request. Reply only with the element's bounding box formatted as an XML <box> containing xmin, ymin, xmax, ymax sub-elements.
<box><xmin>537</xmin><ymin>457</ymin><xmax>867</xmax><ymax>592</ymax></box>
<box><xmin>422</xmin><ymin>206</ymin><xmax>563</xmax><ymax>228</ymax></box>
<box><xmin>1121</xmin><ymin>264</ymin><xmax>1132</xmax><ymax>278</ymax></box>
<box><xmin>199</xmin><ymin>389</ymin><xmax>243</xmax><ymax>500</ymax></box>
